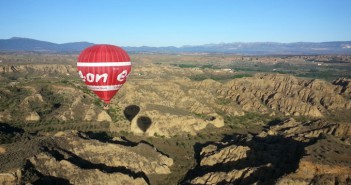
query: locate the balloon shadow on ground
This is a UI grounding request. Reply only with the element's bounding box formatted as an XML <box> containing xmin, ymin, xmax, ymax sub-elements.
<box><xmin>123</xmin><ymin>105</ymin><xmax>152</xmax><ymax>133</ymax></box>
<box><xmin>137</xmin><ymin>116</ymin><xmax>152</xmax><ymax>133</ymax></box>
<box><xmin>123</xmin><ymin>105</ymin><xmax>140</xmax><ymax>122</ymax></box>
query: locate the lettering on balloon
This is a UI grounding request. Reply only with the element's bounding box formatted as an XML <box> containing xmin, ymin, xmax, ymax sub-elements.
<box><xmin>117</xmin><ymin>70</ymin><xmax>128</xmax><ymax>82</ymax></box>
<box><xmin>78</xmin><ymin>70</ymin><xmax>108</xmax><ymax>83</ymax></box>
<box><xmin>78</xmin><ymin>70</ymin><xmax>85</xmax><ymax>80</ymax></box>
<box><xmin>95</xmin><ymin>73</ymin><xmax>108</xmax><ymax>82</ymax></box>
<box><xmin>86</xmin><ymin>73</ymin><xmax>94</xmax><ymax>82</ymax></box>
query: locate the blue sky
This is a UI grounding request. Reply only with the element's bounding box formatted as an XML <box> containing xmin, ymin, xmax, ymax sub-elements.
<box><xmin>1</xmin><ymin>0</ymin><xmax>350</xmax><ymax>47</ymax></box>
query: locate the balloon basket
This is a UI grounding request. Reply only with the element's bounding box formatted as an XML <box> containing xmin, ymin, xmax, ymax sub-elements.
<box><xmin>103</xmin><ymin>104</ymin><xmax>110</xmax><ymax>110</ymax></box>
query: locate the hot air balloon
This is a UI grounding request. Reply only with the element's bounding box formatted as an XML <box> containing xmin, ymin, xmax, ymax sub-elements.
<box><xmin>77</xmin><ymin>44</ymin><xmax>131</xmax><ymax>109</ymax></box>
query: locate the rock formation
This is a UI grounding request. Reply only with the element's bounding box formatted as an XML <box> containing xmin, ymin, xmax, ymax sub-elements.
<box><xmin>0</xmin><ymin>64</ymin><xmax>76</xmax><ymax>76</ymax></box>
<box><xmin>117</xmin><ymin>72</ymin><xmax>351</xmax><ymax>137</ymax></box>
<box><xmin>0</xmin><ymin>84</ymin><xmax>112</xmax><ymax>123</ymax></box>
<box><xmin>333</xmin><ymin>77</ymin><xmax>351</xmax><ymax>97</ymax></box>
<box><xmin>182</xmin><ymin>118</ymin><xmax>351</xmax><ymax>184</ymax></box>
<box><xmin>218</xmin><ymin>74</ymin><xmax>351</xmax><ymax>117</ymax></box>
<box><xmin>30</xmin><ymin>153</ymin><xmax>149</xmax><ymax>185</ymax></box>
<box><xmin>0</xmin><ymin>112</ymin><xmax>11</xmax><ymax>123</ymax></box>
<box><xmin>0</xmin><ymin>130</ymin><xmax>173</xmax><ymax>185</ymax></box>
<box><xmin>130</xmin><ymin>109</ymin><xmax>215</xmax><ymax>137</ymax></box>
<box><xmin>0</xmin><ymin>146</ymin><xmax>5</xmax><ymax>154</ymax></box>
<box><xmin>97</xmin><ymin>111</ymin><xmax>112</xmax><ymax>122</ymax></box>
<box><xmin>25</xmin><ymin>112</ymin><xmax>40</xmax><ymax>122</ymax></box>
<box><xmin>1</xmin><ymin>64</ymin><xmax>350</xmax><ymax>137</ymax></box>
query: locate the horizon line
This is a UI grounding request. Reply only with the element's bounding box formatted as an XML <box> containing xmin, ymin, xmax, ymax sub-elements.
<box><xmin>2</xmin><ymin>37</ymin><xmax>351</xmax><ymax>48</ymax></box>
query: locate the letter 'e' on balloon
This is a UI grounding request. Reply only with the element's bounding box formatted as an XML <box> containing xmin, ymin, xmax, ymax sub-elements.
<box><xmin>77</xmin><ymin>44</ymin><xmax>131</xmax><ymax>104</ymax></box>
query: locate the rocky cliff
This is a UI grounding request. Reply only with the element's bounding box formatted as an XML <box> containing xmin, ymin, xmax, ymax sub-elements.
<box><xmin>2</xmin><ymin>119</ymin><xmax>350</xmax><ymax>184</ymax></box>
<box><xmin>0</xmin><ymin>130</ymin><xmax>173</xmax><ymax>185</ymax></box>
<box><xmin>182</xmin><ymin>118</ymin><xmax>351</xmax><ymax>184</ymax></box>
<box><xmin>118</xmin><ymin>67</ymin><xmax>351</xmax><ymax>136</ymax></box>
<box><xmin>218</xmin><ymin>74</ymin><xmax>351</xmax><ymax>117</ymax></box>
<box><xmin>1</xmin><ymin>64</ymin><xmax>351</xmax><ymax>138</ymax></box>
<box><xmin>0</xmin><ymin>83</ymin><xmax>112</xmax><ymax>124</ymax></box>
<box><xmin>0</xmin><ymin>64</ymin><xmax>76</xmax><ymax>75</ymax></box>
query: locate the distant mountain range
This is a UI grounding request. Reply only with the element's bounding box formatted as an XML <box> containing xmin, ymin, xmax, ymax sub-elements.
<box><xmin>1</xmin><ymin>37</ymin><xmax>351</xmax><ymax>55</ymax></box>
<box><xmin>0</xmin><ymin>37</ymin><xmax>93</xmax><ymax>53</ymax></box>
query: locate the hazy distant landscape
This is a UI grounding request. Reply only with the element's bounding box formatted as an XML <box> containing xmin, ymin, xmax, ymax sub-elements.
<box><xmin>1</xmin><ymin>37</ymin><xmax>351</xmax><ymax>55</ymax></box>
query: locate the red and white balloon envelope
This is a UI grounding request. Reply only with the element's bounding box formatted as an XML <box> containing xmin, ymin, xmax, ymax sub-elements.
<box><xmin>77</xmin><ymin>44</ymin><xmax>131</xmax><ymax>105</ymax></box>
